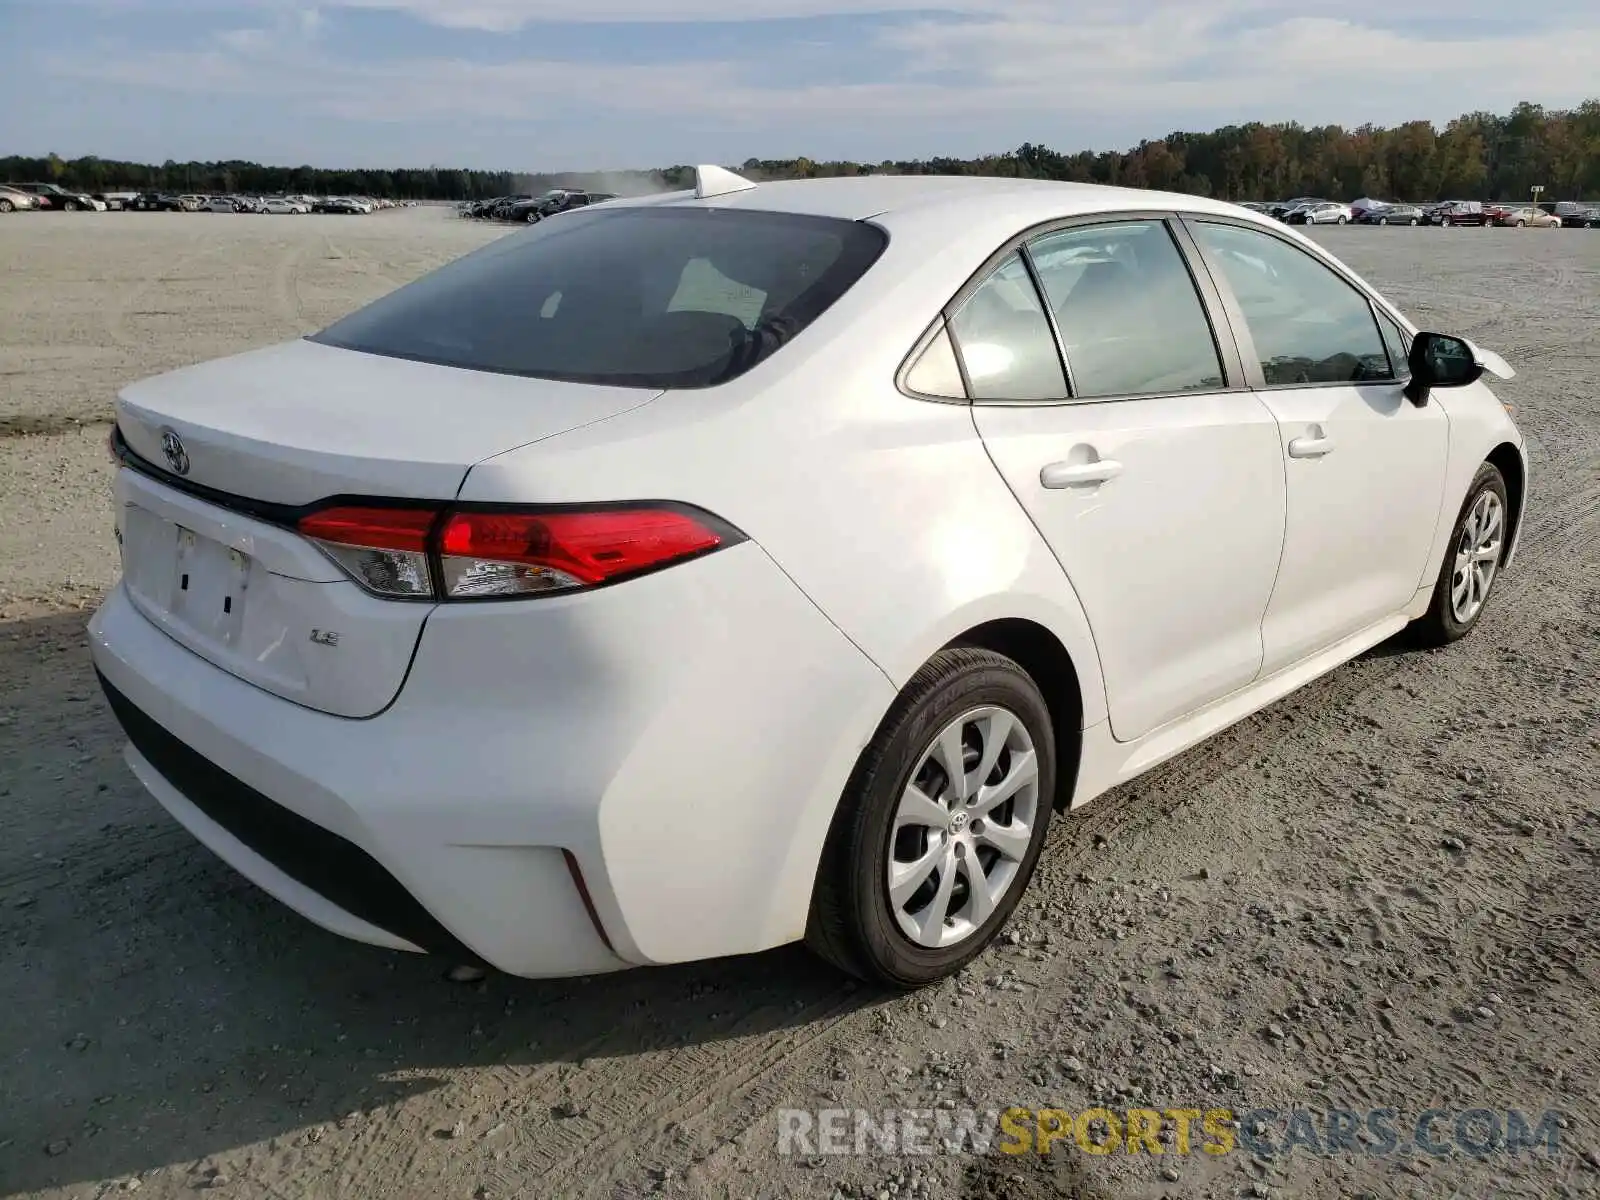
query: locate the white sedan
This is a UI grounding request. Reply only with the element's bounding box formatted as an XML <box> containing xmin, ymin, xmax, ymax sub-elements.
<box><xmin>90</xmin><ymin>168</ymin><xmax>1527</xmax><ymax>987</ymax></box>
<box><xmin>261</xmin><ymin>198</ymin><xmax>309</xmax><ymax>214</ymax></box>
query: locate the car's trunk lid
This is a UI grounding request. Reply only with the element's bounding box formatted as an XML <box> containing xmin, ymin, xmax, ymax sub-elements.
<box><xmin>116</xmin><ymin>338</ymin><xmax>660</xmax><ymax>504</ymax></box>
<box><xmin>113</xmin><ymin>338</ymin><xmax>660</xmax><ymax>717</ymax></box>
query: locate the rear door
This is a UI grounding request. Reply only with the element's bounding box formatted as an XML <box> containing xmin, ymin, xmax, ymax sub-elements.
<box><xmin>1184</xmin><ymin>218</ymin><xmax>1449</xmax><ymax>675</ymax></box>
<box><xmin>960</xmin><ymin>216</ymin><xmax>1287</xmax><ymax>743</ymax></box>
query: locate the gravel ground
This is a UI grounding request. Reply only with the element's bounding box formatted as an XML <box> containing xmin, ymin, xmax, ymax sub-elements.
<box><xmin>1</xmin><ymin>210</ymin><xmax>1596</xmax><ymax>1200</ymax></box>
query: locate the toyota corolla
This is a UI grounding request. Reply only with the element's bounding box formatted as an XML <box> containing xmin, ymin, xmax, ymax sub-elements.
<box><xmin>89</xmin><ymin>167</ymin><xmax>1527</xmax><ymax>988</ymax></box>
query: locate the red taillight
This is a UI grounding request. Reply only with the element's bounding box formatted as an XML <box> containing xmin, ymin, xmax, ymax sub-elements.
<box><xmin>297</xmin><ymin>506</ymin><xmax>435</xmax><ymax>552</ymax></box>
<box><xmin>295</xmin><ymin>503</ymin><xmax>735</xmax><ymax>601</ymax></box>
<box><xmin>439</xmin><ymin>507</ymin><xmax>725</xmax><ymax>598</ymax></box>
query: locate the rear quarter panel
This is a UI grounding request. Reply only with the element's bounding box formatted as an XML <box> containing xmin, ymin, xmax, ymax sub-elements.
<box><xmin>459</xmin><ymin>207</ymin><xmax>1114</xmax><ymax>729</ymax></box>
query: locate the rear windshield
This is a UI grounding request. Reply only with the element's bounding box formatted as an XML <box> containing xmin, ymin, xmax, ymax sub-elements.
<box><xmin>310</xmin><ymin>206</ymin><xmax>888</xmax><ymax>388</ymax></box>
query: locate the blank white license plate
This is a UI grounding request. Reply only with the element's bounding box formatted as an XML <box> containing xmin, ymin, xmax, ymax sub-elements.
<box><xmin>167</xmin><ymin>524</ymin><xmax>251</xmax><ymax>646</ymax></box>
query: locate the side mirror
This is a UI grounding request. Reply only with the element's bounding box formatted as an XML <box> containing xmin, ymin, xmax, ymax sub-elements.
<box><xmin>1404</xmin><ymin>332</ymin><xmax>1485</xmax><ymax>406</ymax></box>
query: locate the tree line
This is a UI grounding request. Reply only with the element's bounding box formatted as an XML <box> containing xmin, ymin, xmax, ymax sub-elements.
<box><xmin>4</xmin><ymin>99</ymin><xmax>1596</xmax><ymax>204</ymax></box>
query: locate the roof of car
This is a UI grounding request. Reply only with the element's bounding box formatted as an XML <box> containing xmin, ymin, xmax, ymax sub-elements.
<box><xmin>609</xmin><ymin>174</ymin><xmax>1258</xmax><ymax>224</ymax></box>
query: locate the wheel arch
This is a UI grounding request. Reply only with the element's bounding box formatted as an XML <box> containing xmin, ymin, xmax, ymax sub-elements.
<box><xmin>942</xmin><ymin>618</ymin><xmax>1084</xmax><ymax>811</ymax></box>
<box><xmin>1485</xmin><ymin>441</ymin><xmax>1527</xmax><ymax>564</ymax></box>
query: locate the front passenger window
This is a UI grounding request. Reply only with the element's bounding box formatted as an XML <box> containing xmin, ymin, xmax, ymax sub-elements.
<box><xmin>1191</xmin><ymin>222</ymin><xmax>1392</xmax><ymax>386</ymax></box>
<box><xmin>946</xmin><ymin>254</ymin><xmax>1068</xmax><ymax>401</ymax></box>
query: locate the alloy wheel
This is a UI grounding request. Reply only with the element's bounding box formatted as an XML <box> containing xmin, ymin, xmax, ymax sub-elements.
<box><xmin>1451</xmin><ymin>490</ymin><xmax>1504</xmax><ymax>624</ymax></box>
<box><xmin>886</xmin><ymin>706</ymin><xmax>1039</xmax><ymax>949</ymax></box>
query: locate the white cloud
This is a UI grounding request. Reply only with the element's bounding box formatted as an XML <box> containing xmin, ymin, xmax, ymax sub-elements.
<box><xmin>33</xmin><ymin>0</ymin><xmax>1600</xmax><ymax>166</ymax></box>
<box><xmin>269</xmin><ymin>0</ymin><xmax>1600</xmax><ymax>29</ymax></box>
<box><xmin>313</xmin><ymin>0</ymin><xmax>1030</xmax><ymax>28</ymax></box>
<box><xmin>216</xmin><ymin>27</ymin><xmax>273</xmax><ymax>52</ymax></box>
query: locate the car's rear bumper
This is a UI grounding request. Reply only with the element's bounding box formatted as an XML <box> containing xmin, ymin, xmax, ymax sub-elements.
<box><xmin>89</xmin><ymin>541</ymin><xmax>894</xmax><ymax>976</ymax></box>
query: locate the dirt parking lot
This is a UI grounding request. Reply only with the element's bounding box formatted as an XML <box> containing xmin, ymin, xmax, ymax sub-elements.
<box><xmin>1</xmin><ymin>209</ymin><xmax>1597</xmax><ymax>1200</ymax></box>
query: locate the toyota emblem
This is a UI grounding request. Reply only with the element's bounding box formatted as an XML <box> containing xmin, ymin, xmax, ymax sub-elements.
<box><xmin>159</xmin><ymin>428</ymin><xmax>190</xmax><ymax>476</ymax></box>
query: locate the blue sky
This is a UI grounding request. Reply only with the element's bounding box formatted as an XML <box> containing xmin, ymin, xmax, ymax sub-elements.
<box><xmin>3</xmin><ymin>0</ymin><xmax>1597</xmax><ymax>171</ymax></box>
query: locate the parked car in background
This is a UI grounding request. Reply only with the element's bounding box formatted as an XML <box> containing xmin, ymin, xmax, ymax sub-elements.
<box><xmin>1543</xmin><ymin>201</ymin><xmax>1600</xmax><ymax>227</ymax></box>
<box><xmin>1354</xmin><ymin>204</ymin><xmax>1423</xmax><ymax>225</ymax></box>
<box><xmin>1268</xmin><ymin>197</ymin><xmax>1327</xmax><ymax>221</ymax></box>
<box><xmin>504</xmin><ymin>189</ymin><xmax>608</xmax><ymax>223</ymax></box>
<box><xmin>176</xmin><ymin>195</ymin><xmax>204</xmax><ymax>211</ymax></box>
<box><xmin>261</xmin><ymin>198</ymin><xmax>310</xmax><ymax>214</ymax></box>
<box><xmin>7</xmin><ymin>182</ymin><xmax>105</xmax><ymax>211</ymax></box>
<box><xmin>128</xmin><ymin>191</ymin><xmax>185</xmax><ymax>211</ymax></box>
<box><xmin>1287</xmin><ymin>201</ymin><xmax>1352</xmax><ymax>225</ymax></box>
<box><xmin>0</xmin><ymin>185</ymin><xmax>41</xmax><ymax>212</ymax></box>
<box><xmin>203</xmin><ymin>196</ymin><xmax>240</xmax><ymax>213</ymax></box>
<box><xmin>1429</xmin><ymin>201</ymin><xmax>1488</xmax><ymax>227</ymax></box>
<box><xmin>1496</xmin><ymin>206</ymin><xmax>1561</xmax><ymax>229</ymax></box>
<box><xmin>95</xmin><ymin>191</ymin><xmax>138</xmax><ymax>210</ymax></box>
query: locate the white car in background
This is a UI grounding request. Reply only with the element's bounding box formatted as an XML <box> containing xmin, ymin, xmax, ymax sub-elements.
<box><xmin>91</xmin><ymin>168</ymin><xmax>1527</xmax><ymax>988</ymax></box>
<box><xmin>0</xmin><ymin>185</ymin><xmax>40</xmax><ymax>211</ymax></box>
<box><xmin>1289</xmin><ymin>201</ymin><xmax>1353</xmax><ymax>225</ymax></box>
<box><xmin>261</xmin><ymin>198</ymin><xmax>310</xmax><ymax>214</ymax></box>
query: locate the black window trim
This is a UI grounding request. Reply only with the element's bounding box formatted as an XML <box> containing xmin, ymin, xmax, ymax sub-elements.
<box><xmin>1177</xmin><ymin>213</ymin><xmax>1415</xmax><ymax>393</ymax></box>
<box><xmin>1375</xmin><ymin>308</ymin><xmax>1415</xmax><ymax>380</ymax></box>
<box><xmin>1016</xmin><ymin>243</ymin><xmax>1078</xmax><ymax>398</ymax></box>
<box><xmin>895</xmin><ymin>210</ymin><xmax>1249</xmax><ymax>409</ymax></box>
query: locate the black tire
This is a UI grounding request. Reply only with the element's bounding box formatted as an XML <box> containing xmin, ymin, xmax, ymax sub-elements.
<box><xmin>805</xmin><ymin>647</ymin><xmax>1056</xmax><ymax>989</ymax></box>
<box><xmin>1407</xmin><ymin>462</ymin><xmax>1510</xmax><ymax>648</ymax></box>
<box><xmin>1409</xmin><ymin>217</ymin><xmax>1419</xmax><ymax>225</ymax></box>
<box><xmin>1378</xmin><ymin>216</ymin><xmax>1388</xmax><ymax>225</ymax></box>
<box><xmin>64</xmin><ymin>199</ymin><xmax>80</xmax><ymax>212</ymax></box>
<box><xmin>0</xmin><ymin>199</ymin><xmax>12</xmax><ymax>213</ymax></box>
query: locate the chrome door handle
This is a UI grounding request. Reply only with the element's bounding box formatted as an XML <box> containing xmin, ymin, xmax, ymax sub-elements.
<box><xmin>1040</xmin><ymin>459</ymin><xmax>1124</xmax><ymax>488</ymax></box>
<box><xmin>1287</xmin><ymin>435</ymin><xmax>1334</xmax><ymax>459</ymax></box>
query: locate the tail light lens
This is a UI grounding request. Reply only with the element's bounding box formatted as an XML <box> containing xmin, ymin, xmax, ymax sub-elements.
<box><xmin>297</xmin><ymin>503</ymin><xmax>737</xmax><ymax>602</ymax></box>
<box><xmin>298</xmin><ymin>507</ymin><xmax>436</xmax><ymax>599</ymax></box>
<box><xmin>439</xmin><ymin>508</ymin><xmax>726</xmax><ymax>598</ymax></box>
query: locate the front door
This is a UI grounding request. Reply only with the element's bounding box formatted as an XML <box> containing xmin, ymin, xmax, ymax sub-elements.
<box><xmin>1185</xmin><ymin>219</ymin><xmax>1450</xmax><ymax>675</ymax></box>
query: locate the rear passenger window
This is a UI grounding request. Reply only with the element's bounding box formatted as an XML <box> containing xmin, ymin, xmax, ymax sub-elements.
<box><xmin>1028</xmin><ymin>221</ymin><xmax>1225</xmax><ymax>397</ymax></box>
<box><xmin>1191</xmin><ymin>222</ymin><xmax>1392</xmax><ymax>386</ymax></box>
<box><xmin>902</xmin><ymin>322</ymin><xmax>967</xmax><ymax>399</ymax></box>
<box><xmin>947</xmin><ymin>254</ymin><xmax>1067</xmax><ymax>401</ymax></box>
